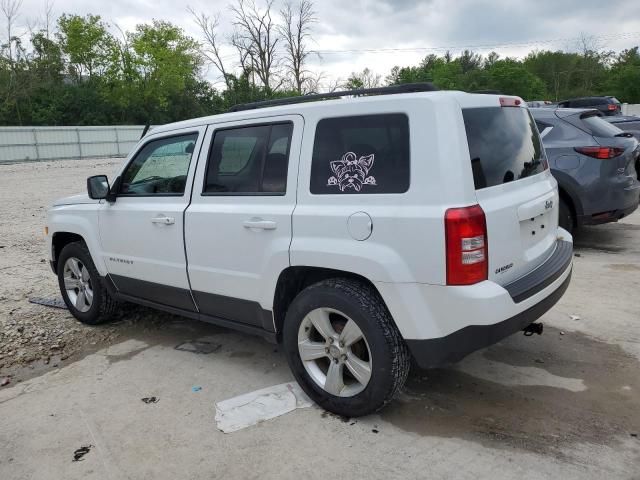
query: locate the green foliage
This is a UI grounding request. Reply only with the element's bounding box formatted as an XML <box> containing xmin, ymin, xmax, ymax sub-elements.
<box><xmin>487</xmin><ymin>59</ymin><xmax>546</xmax><ymax>99</ymax></box>
<box><xmin>606</xmin><ymin>48</ymin><xmax>640</xmax><ymax>103</ymax></box>
<box><xmin>344</xmin><ymin>68</ymin><xmax>381</xmax><ymax>90</ymax></box>
<box><xmin>389</xmin><ymin>47</ymin><xmax>640</xmax><ymax>103</ymax></box>
<box><xmin>129</xmin><ymin>20</ymin><xmax>204</xmax><ymax>123</ymax></box>
<box><xmin>0</xmin><ymin>8</ymin><xmax>639</xmax><ymax>127</ymax></box>
<box><xmin>57</xmin><ymin>14</ymin><xmax>114</xmax><ymax>79</ymax></box>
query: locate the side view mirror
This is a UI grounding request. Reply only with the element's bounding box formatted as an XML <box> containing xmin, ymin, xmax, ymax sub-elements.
<box><xmin>87</xmin><ymin>175</ymin><xmax>110</xmax><ymax>200</ymax></box>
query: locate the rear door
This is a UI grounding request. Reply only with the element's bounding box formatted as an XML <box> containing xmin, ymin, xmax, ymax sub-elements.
<box><xmin>462</xmin><ymin>103</ymin><xmax>559</xmax><ymax>286</ymax></box>
<box><xmin>185</xmin><ymin>115</ymin><xmax>303</xmax><ymax>330</ymax></box>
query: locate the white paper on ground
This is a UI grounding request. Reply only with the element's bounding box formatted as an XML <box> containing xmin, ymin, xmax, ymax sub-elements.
<box><xmin>215</xmin><ymin>382</ymin><xmax>313</xmax><ymax>433</ymax></box>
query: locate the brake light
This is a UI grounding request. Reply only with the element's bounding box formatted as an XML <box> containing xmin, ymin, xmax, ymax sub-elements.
<box><xmin>499</xmin><ymin>97</ymin><xmax>522</xmax><ymax>107</ymax></box>
<box><xmin>574</xmin><ymin>146</ymin><xmax>625</xmax><ymax>159</ymax></box>
<box><xmin>607</xmin><ymin>104</ymin><xmax>618</xmax><ymax>111</ymax></box>
<box><xmin>445</xmin><ymin>205</ymin><xmax>488</xmax><ymax>285</ymax></box>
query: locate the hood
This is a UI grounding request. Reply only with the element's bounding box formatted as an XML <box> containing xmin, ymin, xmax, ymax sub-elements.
<box><xmin>52</xmin><ymin>193</ymin><xmax>99</xmax><ymax>207</ymax></box>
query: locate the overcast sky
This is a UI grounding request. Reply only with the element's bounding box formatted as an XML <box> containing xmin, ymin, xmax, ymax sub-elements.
<box><xmin>13</xmin><ymin>0</ymin><xmax>640</xmax><ymax>89</ymax></box>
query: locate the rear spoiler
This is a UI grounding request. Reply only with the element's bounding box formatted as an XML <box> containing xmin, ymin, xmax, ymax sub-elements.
<box><xmin>554</xmin><ymin>108</ymin><xmax>600</xmax><ymax>119</ymax></box>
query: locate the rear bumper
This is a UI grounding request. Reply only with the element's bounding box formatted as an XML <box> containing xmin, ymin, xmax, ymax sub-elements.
<box><xmin>579</xmin><ymin>196</ymin><xmax>639</xmax><ymax>226</ymax></box>
<box><xmin>578</xmin><ymin>174</ymin><xmax>640</xmax><ymax>227</ymax></box>
<box><xmin>407</xmin><ymin>270</ymin><xmax>571</xmax><ymax>368</ymax></box>
<box><xmin>376</xmin><ymin>237</ymin><xmax>573</xmax><ymax>369</ymax></box>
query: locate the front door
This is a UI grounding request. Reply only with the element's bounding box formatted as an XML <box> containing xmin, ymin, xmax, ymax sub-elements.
<box><xmin>98</xmin><ymin>127</ymin><xmax>205</xmax><ymax>310</ymax></box>
<box><xmin>185</xmin><ymin>116</ymin><xmax>303</xmax><ymax>329</ymax></box>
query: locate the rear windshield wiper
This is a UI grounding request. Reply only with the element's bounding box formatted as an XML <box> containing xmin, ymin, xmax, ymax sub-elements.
<box><xmin>615</xmin><ymin>132</ymin><xmax>634</xmax><ymax>138</ymax></box>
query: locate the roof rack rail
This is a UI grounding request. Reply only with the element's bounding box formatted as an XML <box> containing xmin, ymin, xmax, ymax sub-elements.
<box><xmin>227</xmin><ymin>82</ymin><xmax>438</xmax><ymax>112</ymax></box>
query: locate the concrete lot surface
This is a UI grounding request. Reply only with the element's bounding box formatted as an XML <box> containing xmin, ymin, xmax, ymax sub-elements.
<box><xmin>0</xmin><ymin>159</ymin><xmax>639</xmax><ymax>479</ymax></box>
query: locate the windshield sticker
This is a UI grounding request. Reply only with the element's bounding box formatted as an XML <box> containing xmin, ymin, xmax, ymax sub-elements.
<box><xmin>327</xmin><ymin>152</ymin><xmax>376</xmax><ymax>192</ymax></box>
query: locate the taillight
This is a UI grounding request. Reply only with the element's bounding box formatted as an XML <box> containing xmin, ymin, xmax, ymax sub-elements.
<box><xmin>574</xmin><ymin>146</ymin><xmax>625</xmax><ymax>159</ymax></box>
<box><xmin>607</xmin><ymin>104</ymin><xmax>618</xmax><ymax>111</ymax></box>
<box><xmin>445</xmin><ymin>205</ymin><xmax>488</xmax><ymax>285</ymax></box>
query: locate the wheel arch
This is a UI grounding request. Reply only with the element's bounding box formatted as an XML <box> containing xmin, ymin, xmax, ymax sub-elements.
<box><xmin>51</xmin><ymin>232</ymin><xmax>85</xmax><ymax>271</ymax></box>
<box><xmin>272</xmin><ymin>266</ymin><xmax>390</xmax><ymax>340</ymax></box>
<box><xmin>552</xmin><ymin>171</ymin><xmax>584</xmax><ymax>220</ymax></box>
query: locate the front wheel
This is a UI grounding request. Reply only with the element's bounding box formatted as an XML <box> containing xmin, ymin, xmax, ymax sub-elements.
<box><xmin>282</xmin><ymin>278</ymin><xmax>410</xmax><ymax>417</ymax></box>
<box><xmin>57</xmin><ymin>241</ymin><xmax>117</xmax><ymax>325</ymax></box>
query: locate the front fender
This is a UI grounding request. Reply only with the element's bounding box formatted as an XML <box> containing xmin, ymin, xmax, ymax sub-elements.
<box><xmin>47</xmin><ymin>204</ymin><xmax>106</xmax><ymax>275</ymax></box>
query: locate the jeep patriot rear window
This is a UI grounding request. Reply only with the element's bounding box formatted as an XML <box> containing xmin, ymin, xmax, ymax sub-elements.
<box><xmin>463</xmin><ymin>107</ymin><xmax>546</xmax><ymax>190</ymax></box>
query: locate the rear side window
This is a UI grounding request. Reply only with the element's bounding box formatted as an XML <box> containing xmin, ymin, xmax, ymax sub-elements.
<box><xmin>463</xmin><ymin>107</ymin><xmax>547</xmax><ymax>190</ymax></box>
<box><xmin>203</xmin><ymin>122</ymin><xmax>293</xmax><ymax>195</ymax></box>
<box><xmin>579</xmin><ymin>114</ymin><xmax>624</xmax><ymax>138</ymax></box>
<box><xmin>310</xmin><ymin>114</ymin><xmax>410</xmax><ymax>194</ymax></box>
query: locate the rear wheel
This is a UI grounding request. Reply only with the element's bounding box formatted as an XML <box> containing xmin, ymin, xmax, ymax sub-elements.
<box><xmin>57</xmin><ymin>241</ymin><xmax>117</xmax><ymax>325</ymax></box>
<box><xmin>559</xmin><ymin>198</ymin><xmax>574</xmax><ymax>234</ymax></box>
<box><xmin>283</xmin><ymin>278</ymin><xmax>410</xmax><ymax>417</ymax></box>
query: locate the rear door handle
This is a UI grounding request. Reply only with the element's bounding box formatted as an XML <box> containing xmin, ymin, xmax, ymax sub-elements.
<box><xmin>243</xmin><ymin>218</ymin><xmax>277</xmax><ymax>230</ymax></box>
<box><xmin>151</xmin><ymin>215</ymin><xmax>175</xmax><ymax>225</ymax></box>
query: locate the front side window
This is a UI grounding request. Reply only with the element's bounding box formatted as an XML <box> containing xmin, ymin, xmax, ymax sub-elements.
<box><xmin>203</xmin><ymin>122</ymin><xmax>293</xmax><ymax>195</ymax></box>
<box><xmin>120</xmin><ymin>133</ymin><xmax>198</xmax><ymax>195</ymax></box>
<box><xmin>310</xmin><ymin>114</ymin><xmax>410</xmax><ymax>194</ymax></box>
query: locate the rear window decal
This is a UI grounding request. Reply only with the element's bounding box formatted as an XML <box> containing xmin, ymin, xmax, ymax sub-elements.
<box><xmin>327</xmin><ymin>152</ymin><xmax>376</xmax><ymax>192</ymax></box>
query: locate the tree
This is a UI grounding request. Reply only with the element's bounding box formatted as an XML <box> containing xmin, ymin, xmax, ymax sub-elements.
<box><xmin>607</xmin><ymin>47</ymin><xmax>640</xmax><ymax>103</ymax></box>
<box><xmin>0</xmin><ymin>0</ymin><xmax>27</xmax><ymax>124</ymax></box>
<box><xmin>129</xmin><ymin>20</ymin><xmax>203</xmax><ymax>122</ymax></box>
<box><xmin>1</xmin><ymin>0</ymin><xmax>22</xmax><ymax>62</ymax></box>
<box><xmin>230</xmin><ymin>0</ymin><xmax>280</xmax><ymax>92</ymax></box>
<box><xmin>189</xmin><ymin>7</ymin><xmax>233</xmax><ymax>90</ymax></box>
<box><xmin>344</xmin><ymin>68</ymin><xmax>381</xmax><ymax>90</ymax></box>
<box><xmin>56</xmin><ymin>14</ymin><xmax>114</xmax><ymax>80</ymax></box>
<box><xmin>458</xmin><ymin>49</ymin><xmax>482</xmax><ymax>73</ymax></box>
<box><xmin>279</xmin><ymin>0</ymin><xmax>315</xmax><ymax>94</ymax></box>
<box><xmin>487</xmin><ymin>59</ymin><xmax>546</xmax><ymax>99</ymax></box>
<box><xmin>30</xmin><ymin>31</ymin><xmax>63</xmax><ymax>81</ymax></box>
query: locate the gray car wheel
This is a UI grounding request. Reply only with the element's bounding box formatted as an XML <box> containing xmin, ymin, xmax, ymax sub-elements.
<box><xmin>63</xmin><ymin>257</ymin><xmax>94</xmax><ymax>313</ymax></box>
<box><xmin>297</xmin><ymin>307</ymin><xmax>373</xmax><ymax>397</ymax></box>
<box><xmin>57</xmin><ymin>241</ymin><xmax>117</xmax><ymax>325</ymax></box>
<box><xmin>283</xmin><ymin>278</ymin><xmax>410</xmax><ymax>417</ymax></box>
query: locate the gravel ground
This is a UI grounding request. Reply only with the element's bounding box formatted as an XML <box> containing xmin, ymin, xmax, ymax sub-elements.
<box><xmin>0</xmin><ymin>158</ymin><xmax>177</xmax><ymax>380</ymax></box>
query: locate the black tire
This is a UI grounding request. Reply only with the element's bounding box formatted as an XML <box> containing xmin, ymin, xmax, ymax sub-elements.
<box><xmin>559</xmin><ymin>198</ymin><xmax>574</xmax><ymax>234</ymax></box>
<box><xmin>282</xmin><ymin>278</ymin><xmax>410</xmax><ymax>417</ymax></box>
<box><xmin>57</xmin><ymin>241</ymin><xmax>117</xmax><ymax>325</ymax></box>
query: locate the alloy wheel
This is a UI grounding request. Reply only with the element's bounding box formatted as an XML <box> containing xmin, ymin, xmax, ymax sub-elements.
<box><xmin>297</xmin><ymin>307</ymin><xmax>372</xmax><ymax>397</ymax></box>
<box><xmin>63</xmin><ymin>257</ymin><xmax>94</xmax><ymax>313</ymax></box>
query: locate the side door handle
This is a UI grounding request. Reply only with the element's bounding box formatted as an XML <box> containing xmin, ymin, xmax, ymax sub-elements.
<box><xmin>151</xmin><ymin>215</ymin><xmax>175</xmax><ymax>225</ymax></box>
<box><xmin>243</xmin><ymin>218</ymin><xmax>277</xmax><ymax>230</ymax></box>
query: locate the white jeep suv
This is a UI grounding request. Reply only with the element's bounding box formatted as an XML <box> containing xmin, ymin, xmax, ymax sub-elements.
<box><xmin>46</xmin><ymin>84</ymin><xmax>573</xmax><ymax>417</ymax></box>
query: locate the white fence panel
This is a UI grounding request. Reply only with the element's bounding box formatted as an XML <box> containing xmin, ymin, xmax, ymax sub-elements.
<box><xmin>0</xmin><ymin>125</ymin><xmax>146</xmax><ymax>164</ymax></box>
<box><xmin>621</xmin><ymin>104</ymin><xmax>640</xmax><ymax>116</ymax></box>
